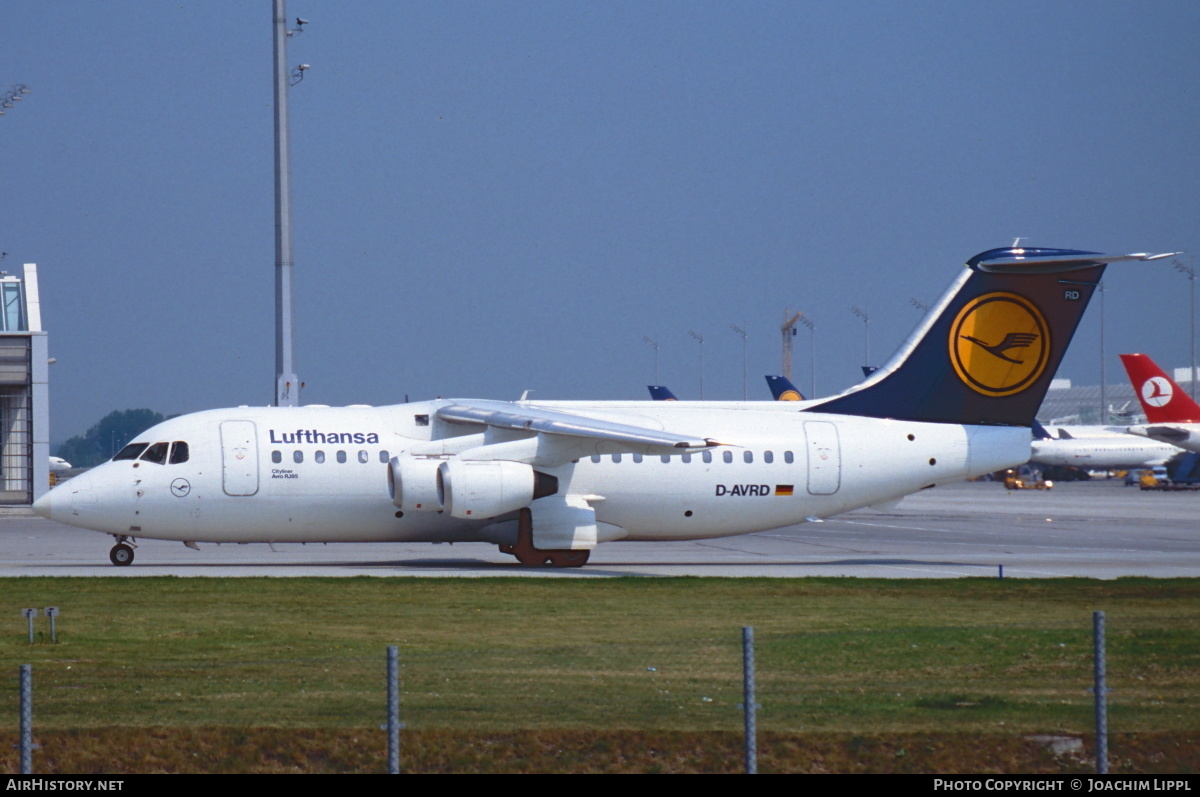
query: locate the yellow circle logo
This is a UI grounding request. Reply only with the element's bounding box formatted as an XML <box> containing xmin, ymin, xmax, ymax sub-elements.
<box><xmin>779</xmin><ymin>390</ymin><xmax>802</xmax><ymax>401</ymax></box>
<box><xmin>949</xmin><ymin>292</ymin><xmax>1050</xmax><ymax>397</ymax></box>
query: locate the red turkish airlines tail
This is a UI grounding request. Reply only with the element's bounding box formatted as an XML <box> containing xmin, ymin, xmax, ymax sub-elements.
<box><xmin>1119</xmin><ymin>353</ymin><xmax>1200</xmax><ymax>423</ymax></box>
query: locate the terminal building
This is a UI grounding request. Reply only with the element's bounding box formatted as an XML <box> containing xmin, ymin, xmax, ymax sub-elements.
<box><xmin>1037</xmin><ymin>370</ymin><xmax>1198</xmax><ymax>427</ymax></box>
<box><xmin>0</xmin><ymin>264</ymin><xmax>48</xmax><ymax>506</ymax></box>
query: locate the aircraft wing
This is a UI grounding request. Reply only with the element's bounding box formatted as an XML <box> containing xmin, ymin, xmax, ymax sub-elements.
<box><xmin>436</xmin><ymin>400</ymin><xmax>717</xmax><ymax>451</ymax></box>
<box><xmin>1130</xmin><ymin>424</ymin><xmax>1191</xmax><ymax>444</ymax></box>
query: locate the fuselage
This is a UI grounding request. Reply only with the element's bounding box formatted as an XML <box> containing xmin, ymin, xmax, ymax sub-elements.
<box><xmin>36</xmin><ymin>399</ymin><xmax>1030</xmax><ymax>547</ymax></box>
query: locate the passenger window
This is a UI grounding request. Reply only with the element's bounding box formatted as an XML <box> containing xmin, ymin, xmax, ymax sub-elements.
<box><xmin>660</xmin><ymin>455</ymin><xmax>670</xmax><ymax>463</ymax></box>
<box><xmin>272</xmin><ymin>451</ymin><xmax>282</xmax><ymax>464</ymax></box>
<box><xmin>702</xmin><ymin>451</ymin><xmax>712</xmax><ymax>464</ymax></box>
<box><xmin>294</xmin><ymin>451</ymin><xmax>304</xmax><ymax>464</ymax></box>
<box><xmin>379</xmin><ymin>450</ymin><xmax>389</xmax><ymax>463</ymax></box>
<box><xmin>169</xmin><ymin>441</ymin><xmax>189</xmax><ymax>465</ymax></box>
<box><xmin>358</xmin><ymin>450</ymin><xmax>369</xmax><ymax>464</ymax></box>
<box><xmin>114</xmin><ymin>443</ymin><xmax>149</xmax><ymax>461</ymax></box>
<box><xmin>632</xmin><ymin>454</ymin><xmax>643</xmax><ymax>463</ymax></box>
<box><xmin>590</xmin><ymin>455</ymin><xmax>601</xmax><ymax>463</ymax></box>
<box><xmin>744</xmin><ymin>451</ymin><xmax>753</xmax><ymax>463</ymax></box>
<box><xmin>682</xmin><ymin>453</ymin><xmax>692</xmax><ymax>463</ymax></box>
<box><xmin>764</xmin><ymin>451</ymin><xmax>774</xmax><ymax>464</ymax></box>
<box><xmin>611</xmin><ymin>454</ymin><xmax>622</xmax><ymax>463</ymax></box>
<box><xmin>723</xmin><ymin>451</ymin><xmax>733</xmax><ymax>463</ymax></box>
<box><xmin>139</xmin><ymin>442</ymin><xmax>169</xmax><ymax>465</ymax></box>
<box><xmin>784</xmin><ymin>451</ymin><xmax>794</xmax><ymax>464</ymax></box>
<box><xmin>315</xmin><ymin>450</ymin><xmax>325</xmax><ymax>464</ymax></box>
<box><xmin>337</xmin><ymin>451</ymin><xmax>347</xmax><ymax>464</ymax></box>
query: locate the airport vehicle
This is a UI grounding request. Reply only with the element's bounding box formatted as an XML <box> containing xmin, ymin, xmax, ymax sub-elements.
<box><xmin>1003</xmin><ymin>466</ymin><xmax>1052</xmax><ymax>490</ymax></box>
<box><xmin>765</xmin><ymin>375</ymin><xmax>805</xmax><ymax>401</ymax></box>
<box><xmin>33</xmin><ymin>247</ymin><xmax>1174</xmax><ymax>567</ymax></box>
<box><xmin>1120</xmin><ymin>353</ymin><xmax>1200</xmax><ymax>454</ymax></box>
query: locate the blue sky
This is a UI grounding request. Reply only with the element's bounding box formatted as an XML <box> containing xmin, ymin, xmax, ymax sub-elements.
<box><xmin>4</xmin><ymin>1</ymin><xmax>1199</xmax><ymax>442</ymax></box>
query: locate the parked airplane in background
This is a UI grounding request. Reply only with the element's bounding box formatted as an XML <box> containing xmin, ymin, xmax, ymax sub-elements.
<box><xmin>49</xmin><ymin>457</ymin><xmax>71</xmax><ymax>473</ymax></box>
<box><xmin>765</xmin><ymin>375</ymin><xmax>805</xmax><ymax>401</ymax></box>
<box><xmin>1029</xmin><ymin>421</ymin><xmax>1180</xmax><ymax>470</ymax></box>
<box><xmin>34</xmin><ymin>247</ymin><xmax>1175</xmax><ymax>567</ymax></box>
<box><xmin>647</xmin><ymin>385</ymin><xmax>678</xmax><ymax>401</ymax></box>
<box><xmin>1121</xmin><ymin>353</ymin><xmax>1200</xmax><ymax>453</ymax></box>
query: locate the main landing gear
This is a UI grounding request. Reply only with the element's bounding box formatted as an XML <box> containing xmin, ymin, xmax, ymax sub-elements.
<box><xmin>499</xmin><ymin>508</ymin><xmax>591</xmax><ymax>568</ymax></box>
<box><xmin>109</xmin><ymin>536</ymin><xmax>136</xmax><ymax>567</ymax></box>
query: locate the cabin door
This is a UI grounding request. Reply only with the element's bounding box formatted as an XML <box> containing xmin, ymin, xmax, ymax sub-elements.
<box><xmin>804</xmin><ymin>421</ymin><xmax>842</xmax><ymax>495</ymax></box>
<box><xmin>220</xmin><ymin>420</ymin><xmax>259</xmax><ymax>497</ymax></box>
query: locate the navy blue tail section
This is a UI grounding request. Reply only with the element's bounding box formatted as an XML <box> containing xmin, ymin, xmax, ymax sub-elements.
<box><xmin>809</xmin><ymin>247</ymin><xmax>1173</xmax><ymax>427</ymax></box>
<box><xmin>648</xmin><ymin>385</ymin><xmax>678</xmax><ymax>401</ymax></box>
<box><xmin>765</xmin><ymin>375</ymin><xmax>805</xmax><ymax>401</ymax></box>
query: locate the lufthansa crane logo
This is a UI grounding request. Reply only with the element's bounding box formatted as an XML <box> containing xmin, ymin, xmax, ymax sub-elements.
<box><xmin>949</xmin><ymin>292</ymin><xmax>1050</xmax><ymax>397</ymax></box>
<box><xmin>778</xmin><ymin>389</ymin><xmax>802</xmax><ymax>401</ymax></box>
<box><xmin>1141</xmin><ymin>376</ymin><xmax>1173</xmax><ymax>407</ymax></box>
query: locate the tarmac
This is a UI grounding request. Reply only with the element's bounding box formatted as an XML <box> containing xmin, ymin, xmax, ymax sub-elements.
<box><xmin>1</xmin><ymin>478</ymin><xmax>1197</xmax><ymax>578</ymax></box>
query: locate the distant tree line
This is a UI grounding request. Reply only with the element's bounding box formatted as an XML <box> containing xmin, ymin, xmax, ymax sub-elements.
<box><xmin>56</xmin><ymin>409</ymin><xmax>166</xmax><ymax>468</ymax></box>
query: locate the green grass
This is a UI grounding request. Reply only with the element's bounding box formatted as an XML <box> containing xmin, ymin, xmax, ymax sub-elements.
<box><xmin>2</xmin><ymin>577</ymin><xmax>1198</xmax><ymax>738</ymax></box>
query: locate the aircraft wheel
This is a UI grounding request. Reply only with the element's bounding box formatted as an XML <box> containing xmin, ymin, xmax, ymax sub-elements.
<box><xmin>110</xmin><ymin>543</ymin><xmax>135</xmax><ymax>567</ymax></box>
<box><xmin>547</xmin><ymin>550</ymin><xmax>590</xmax><ymax>568</ymax></box>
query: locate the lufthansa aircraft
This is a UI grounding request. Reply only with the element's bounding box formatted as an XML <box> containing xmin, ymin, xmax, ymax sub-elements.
<box><xmin>34</xmin><ymin>247</ymin><xmax>1175</xmax><ymax>567</ymax></box>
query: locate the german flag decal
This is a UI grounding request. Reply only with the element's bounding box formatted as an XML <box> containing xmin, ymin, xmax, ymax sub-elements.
<box><xmin>775</xmin><ymin>484</ymin><xmax>794</xmax><ymax>496</ymax></box>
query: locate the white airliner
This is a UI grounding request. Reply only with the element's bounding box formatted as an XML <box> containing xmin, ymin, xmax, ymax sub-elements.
<box><xmin>34</xmin><ymin>247</ymin><xmax>1176</xmax><ymax>567</ymax></box>
<box><xmin>49</xmin><ymin>457</ymin><xmax>72</xmax><ymax>473</ymax></box>
<box><xmin>1029</xmin><ymin>426</ymin><xmax>1180</xmax><ymax>470</ymax></box>
<box><xmin>1121</xmin><ymin>353</ymin><xmax>1200</xmax><ymax>453</ymax></box>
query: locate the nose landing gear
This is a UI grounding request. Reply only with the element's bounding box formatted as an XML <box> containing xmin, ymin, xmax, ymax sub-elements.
<box><xmin>109</xmin><ymin>536</ymin><xmax>136</xmax><ymax>566</ymax></box>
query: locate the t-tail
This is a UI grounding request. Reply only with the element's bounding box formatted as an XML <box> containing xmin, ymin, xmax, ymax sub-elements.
<box><xmin>1120</xmin><ymin>353</ymin><xmax>1200</xmax><ymax>423</ymax></box>
<box><xmin>765</xmin><ymin>375</ymin><xmax>805</xmax><ymax>401</ymax></box>
<box><xmin>809</xmin><ymin>247</ymin><xmax>1179</xmax><ymax>427</ymax></box>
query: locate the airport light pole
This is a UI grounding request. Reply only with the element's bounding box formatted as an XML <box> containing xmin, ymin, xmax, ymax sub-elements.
<box><xmin>800</xmin><ymin>315</ymin><xmax>815</xmax><ymax>398</ymax></box>
<box><xmin>688</xmin><ymin>330</ymin><xmax>705</xmax><ymax>399</ymax></box>
<box><xmin>1099</xmin><ymin>281</ymin><xmax>1107</xmax><ymax>425</ymax></box>
<box><xmin>642</xmin><ymin>336</ymin><xmax>660</xmax><ymax>386</ymax></box>
<box><xmin>273</xmin><ymin>2</ymin><xmax>307</xmax><ymax>407</ymax></box>
<box><xmin>1176</xmin><ymin>259</ymin><xmax>1197</xmax><ymax>401</ymax></box>
<box><xmin>731</xmin><ymin>324</ymin><xmax>748</xmax><ymax>400</ymax></box>
<box><xmin>851</xmin><ymin>306</ymin><xmax>870</xmax><ymax>370</ymax></box>
<box><xmin>0</xmin><ymin>84</ymin><xmax>31</xmax><ymax>118</ymax></box>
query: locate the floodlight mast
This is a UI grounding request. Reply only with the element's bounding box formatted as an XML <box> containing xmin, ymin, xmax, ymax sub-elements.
<box><xmin>273</xmin><ymin>0</ymin><xmax>301</xmax><ymax>406</ymax></box>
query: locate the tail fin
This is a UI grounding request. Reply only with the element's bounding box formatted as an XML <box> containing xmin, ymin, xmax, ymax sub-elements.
<box><xmin>1119</xmin><ymin>353</ymin><xmax>1200</xmax><ymax>422</ymax></box>
<box><xmin>765</xmin><ymin>375</ymin><xmax>805</xmax><ymax>401</ymax></box>
<box><xmin>648</xmin><ymin>385</ymin><xmax>678</xmax><ymax>401</ymax></box>
<box><xmin>810</xmin><ymin>247</ymin><xmax>1178</xmax><ymax>426</ymax></box>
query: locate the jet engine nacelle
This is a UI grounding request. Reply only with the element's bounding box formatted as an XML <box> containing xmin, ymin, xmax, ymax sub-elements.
<box><xmin>388</xmin><ymin>456</ymin><xmax>444</xmax><ymax>512</ymax></box>
<box><xmin>437</xmin><ymin>459</ymin><xmax>536</xmax><ymax>519</ymax></box>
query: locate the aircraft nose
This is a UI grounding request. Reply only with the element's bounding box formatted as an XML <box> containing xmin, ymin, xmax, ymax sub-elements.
<box><xmin>32</xmin><ymin>488</ymin><xmax>54</xmax><ymax>520</ymax></box>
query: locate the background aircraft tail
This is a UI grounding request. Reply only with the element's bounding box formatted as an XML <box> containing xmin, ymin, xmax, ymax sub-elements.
<box><xmin>647</xmin><ymin>385</ymin><xmax>678</xmax><ymax>401</ymax></box>
<box><xmin>810</xmin><ymin>247</ymin><xmax>1176</xmax><ymax>427</ymax></box>
<box><xmin>1120</xmin><ymin>353</ymin><xmax>1200</xmax><ymax>423</ymax></box>
<box><xmin>764</xmin><ymin>375</ymin><xmax>805</xmax><ymax>401</ymax></box>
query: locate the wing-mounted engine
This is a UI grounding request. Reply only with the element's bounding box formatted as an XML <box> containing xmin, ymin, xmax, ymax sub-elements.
<box><xmin>388</xmin><ymin>456</ymin><xmax>444</xmax><ymax>512</ymax></box>
<box><xmin>437</xmin><ymin>459</ymin><xmax>558</xmax><ymax>519</ymax></box>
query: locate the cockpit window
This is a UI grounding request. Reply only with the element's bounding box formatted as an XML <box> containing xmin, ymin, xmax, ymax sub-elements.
<box><xmin>139</xmin><ymin>442</ymin><xmax>170</xmax><ymax>465</ymax></box>
<box><xmin>113</xmin><ymin>443</ymin><xmax>149</xmax><ymax>461</ymax></box>
<box><xmin>169</xmin><ymin>441</ymin><xmax>189</xmax><ymax>465</ymax></box>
